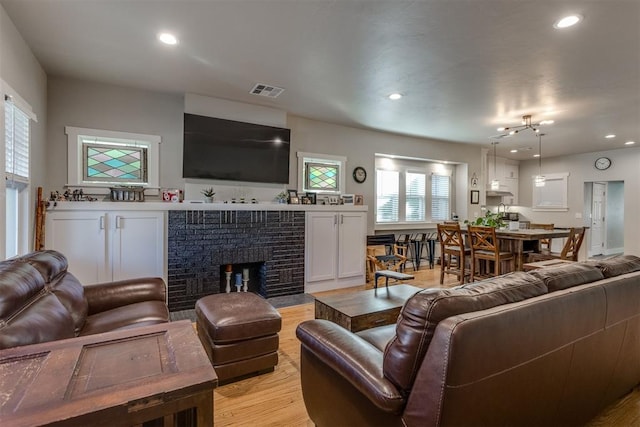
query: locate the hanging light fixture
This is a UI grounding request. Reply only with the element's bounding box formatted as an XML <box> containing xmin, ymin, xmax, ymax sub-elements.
<box><xmin>494</xmin><ymin>114</ymin><xmax>554</xmax><ymax>139</ymax></box>
<box><xmin>491</xmin><ymin>141</ymin><xmax>500</xmax><ymax>190</ymax></box>
<box><xmin>534</xmin><ymin>133</ymin><xmax>546</xmax><ymax>187</ymax></box>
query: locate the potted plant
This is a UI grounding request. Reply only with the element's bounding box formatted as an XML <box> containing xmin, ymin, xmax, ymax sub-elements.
<box><xmin>465</xmin><ymin>211</ymin><xmax>506</xmax><ymax>228</ymax></box>
<box><xmin>201</xmin><ymin>187</ymin><xmax>215</xmax><ymax>203</ymax></box>
<box><xmin>275</xmin><ymin>191</ymin><xmax>288</xmax><ymax>204</ymax></box>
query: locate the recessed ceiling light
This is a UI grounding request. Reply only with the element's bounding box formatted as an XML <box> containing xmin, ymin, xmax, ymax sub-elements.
<box><xmin>554</xmin><ymin>14</ymin><xmax>582</xmax><ymax>29</ymax></box>
<box><xmin>158</xmin><ymin>32</ymin><xmax>178</xmax><ymax>45</ymax></box>
<box><xmin>533</xmin><ymin>154</ymin><xmax>540</xmax><ymax>158</ymax></box>
<box><xmin>510</xmin><ymin>149</ymin><xmax>518</xmax><ymax>153</ymax></box>
<box><xmin>388</xmin><ymin>93</ymin><xmax>403</xmax><ymax>100</ymax></box>
<box><xmin>605</xmin><ymin>134</ymin><xmax>616</xmax><ymax>139</ymax></box>
<box><xmin>625</xmin><ymin>141</ymin><xmax>636</xmax><ymax>145</ymax></box>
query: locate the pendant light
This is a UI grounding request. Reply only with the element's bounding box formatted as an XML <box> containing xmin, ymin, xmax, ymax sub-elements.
<box><xmin>491</xmin><ymin>141</ymin><xmax>500</xmax><ymax>190</ymax></box>
<box><xmin>534</xmin><ymin>133</ymin><xmax>546</xmax><ymax>187</ymax></box>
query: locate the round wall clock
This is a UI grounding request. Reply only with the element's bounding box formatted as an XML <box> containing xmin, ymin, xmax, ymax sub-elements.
<box><xmin>594</xmin><ymin>157</ymin><xmax>611</xmax><ymax>170</ymax></box>
<box><xmin>352</xmin><ymin>166</ymin><xmax>367</xmax><ymax>183</ymax></box>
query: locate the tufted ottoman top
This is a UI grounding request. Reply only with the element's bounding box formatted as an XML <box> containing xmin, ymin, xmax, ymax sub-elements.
<box><xmin>195</xmin><ymin>292</ymin><xmax>282</xmax><ymax>343</ymax></box>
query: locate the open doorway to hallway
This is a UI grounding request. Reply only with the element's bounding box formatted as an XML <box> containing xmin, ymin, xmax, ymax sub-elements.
<box><xmin>583</xmin><ymin>181</ymin><xmax>624</xmax><ymax>258</ymax></box>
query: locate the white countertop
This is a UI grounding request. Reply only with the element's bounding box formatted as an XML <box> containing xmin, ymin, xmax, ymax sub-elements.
<box><xmin>46</xmin><ymin>201</ymin><xmax>369</xmax><ymax>212</ymax></box>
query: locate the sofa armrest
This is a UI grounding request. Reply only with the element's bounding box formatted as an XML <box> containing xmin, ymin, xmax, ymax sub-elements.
<box><xmin>296</xmin><ymin>319</ymin><xmax>405</xmax><ymax>413</ymax></box>
<box><xmin>84</xmin><ymin>277</ymin><xmax>167</xmax><ymax>315</ymax></box>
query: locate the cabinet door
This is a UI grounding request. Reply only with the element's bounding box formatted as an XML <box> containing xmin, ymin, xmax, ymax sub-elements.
<box><xmin>111</xmin><ymin>211</ymin><xmax>165</xmax><ymax>282</ymax></box>
<box><xmin>337</xmin><ymin>212</ymin><xmax>366</xmax><ymax>279</ymax></box>
<box><xmin>45</xmin><ymin>211</ymin><xmax>108</xmax><ymax>284</ymax></box>
<box><xmin>305</xmin><ymin>212</ymin><xmax>338</xmax><ymax>282</ymax></box>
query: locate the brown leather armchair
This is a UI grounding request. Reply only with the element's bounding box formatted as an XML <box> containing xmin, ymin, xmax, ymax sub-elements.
<box><xmin>0</xmin><ymin>250</ymin><xmax>169</xmax><ymax>349</ymax></box>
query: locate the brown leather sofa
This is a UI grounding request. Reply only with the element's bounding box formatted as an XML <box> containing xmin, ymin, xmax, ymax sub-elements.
<box><xmin>0</xmin><ymin>250</ymin><xmax>170</xmax><ymax>350</ymax></box>
<box><xmin>297</xmin><ymin>255</ymin><xmax>640</xmax><ymax>426</ymax></box>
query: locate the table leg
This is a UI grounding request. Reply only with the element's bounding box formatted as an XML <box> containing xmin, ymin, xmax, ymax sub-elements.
<box><xmin>514</xmin><ymin>240</ymin><xmax>524</xmax><ymax>271</ymax></box>
<box><xmin>412</xmin><ymin>240</ymin><xmax>421</xmax><ymax>270</ymax></box>
<box><xmin>428</xmin><ymin>239</ymin><xmax>436</xmax><ymax>269</ymax></box>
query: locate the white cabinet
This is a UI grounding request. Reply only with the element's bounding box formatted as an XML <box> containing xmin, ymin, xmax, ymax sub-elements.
<box><xmin>45</xmin><ymin>210</ymin><xmax>165</xmax><ymax>285</ymax></box>
<box><xmin>487</xmin><ymin>155</ymin><xmax>520</xmax><ymax>205</ymax></box>
<box><xmin>305</xmin><ymin>210</ymin><xmax>366</xmax><ymax>292</ymax></box>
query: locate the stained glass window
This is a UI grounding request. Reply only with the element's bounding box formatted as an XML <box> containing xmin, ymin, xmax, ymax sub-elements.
<box><xmin>306</xmin><ymin>162</ymin><xmax>338</xmax><ymax>191</ymax></box>
<box><xmin>82</xmin><ymin>142</ymin><xmax>147</xmax><ymax>184</ymax></box>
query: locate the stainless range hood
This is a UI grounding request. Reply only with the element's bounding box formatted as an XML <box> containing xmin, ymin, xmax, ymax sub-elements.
<box><xmin>486</xmin><ymin>189</ymin><xmax>514</xmax><ymax>197</ymax></box>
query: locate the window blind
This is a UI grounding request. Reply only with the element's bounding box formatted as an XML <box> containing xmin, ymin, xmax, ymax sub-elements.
<box><xmin>406</xmin><ymin>172</ymin><xmax>426</xmax><ymax>221</ymax></box>
<box><xmin>4</xmin><ymin>97</ymin><xmax>30</xmax><ymax>185</ymax></box>
<box><xmin>376</xmin><ymin>169</ymin><xmax>399</xmax><ymax>222</ymax></box>
<box><xmin>431</xmin><ymin>174</ymin><xmax>450</xmax><ymax>221</ymax></box>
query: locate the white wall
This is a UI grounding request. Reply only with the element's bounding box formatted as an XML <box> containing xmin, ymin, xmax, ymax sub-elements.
<box><xmin>518</xmin><ymin>146</ymin><xmax>640</xmax><ymax>256</ymax></box>
<box><xmin>47</xmin><ymin>77</ymin><xmax>184</xmax><ymax>193</ymax></box>
<box><xmin>288</xmin><ymin>116</ymin><xmax>483</xmax><ymax>232</ymax></box>
<box><xmin>0</xmin><ymin>4</ymin><xmax>47</xmax><ymax>256</ymax></box>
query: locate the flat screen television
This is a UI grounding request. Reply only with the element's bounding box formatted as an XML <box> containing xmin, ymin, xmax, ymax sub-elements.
<box><xmin>183</xmin><ymin>113</ymin><xmax>291</xmax><ymax>184</ymax></box>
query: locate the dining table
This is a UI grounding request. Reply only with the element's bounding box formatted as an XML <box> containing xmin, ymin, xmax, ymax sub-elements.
<box><xmin>493</xmin><ymin>228</ymin><xmax>571</xmax><ymax>271</ymax></box>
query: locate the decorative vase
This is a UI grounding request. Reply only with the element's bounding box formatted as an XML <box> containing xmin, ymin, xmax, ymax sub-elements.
<box><xmin>205</xmin><ymin>196</ymin><xmax>213</xmax><ymax>203</ymax></box>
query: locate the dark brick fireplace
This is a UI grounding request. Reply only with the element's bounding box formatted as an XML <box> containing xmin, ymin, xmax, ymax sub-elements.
<box><xmin>167</xmin><ymin>209</ymin><xmax>305</xmax><ymax>311</ymax></box>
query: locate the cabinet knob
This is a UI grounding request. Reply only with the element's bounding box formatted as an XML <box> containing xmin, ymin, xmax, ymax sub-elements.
<box><xmin>99</xmin><ymin>216</ymin><xmax>105</xmax><ymax>230</ymax></box>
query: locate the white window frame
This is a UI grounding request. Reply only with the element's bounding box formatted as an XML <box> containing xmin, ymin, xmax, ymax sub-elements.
<box><xmin>405</xmin><ymin>171</ymin><xmax>426</xmax><ymax>222</ymax></box>
<box><xmin>375</xmin><ymin>159</ymin><xmax>454</xmax><ymax>225</ymax></box>
<box><xmin>65</xmin><ymin>126</ymin><xmax>160</xmax><ymax>195</ymax></box>
<box><xmin>376</xmin><ymin>169</ymin><xmax>400</xmax><ymax>223</ymax></box>
<box><xmin>430</xmin><ymin>173</ymin><xmax>451</xmax><ymax>221</ymax></box>
<box><xmin>532</xmin><ymin>172</ymin><xmax>569</xmax><ymax>211</ymax></box>
<box><xmin>2</xmin><ymin>79</ymin><xmax>37</xmax><ymax>259</ymax></box>
<box><xmin>297</xmin><ymin>151</ymin><xmax>346</xmax><ymax>195</ymax></box>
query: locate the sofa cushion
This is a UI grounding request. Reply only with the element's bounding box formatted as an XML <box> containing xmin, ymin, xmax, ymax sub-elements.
<box><xmin>0</xmin><ymin>293</ymin><xmax>76</xmax><ymax>349</ymax></box>
<box><xmin>383</xmin><ymin>272</ymin><xmax>547</xmax><ymax>394</ymax></box>
<box><xmin>50</xmin><ymin>273</ymin><xmax>89</xmax><ymax>334</ymax></box>
<box><xmin>528</xmin><ymin>263</ymin><xmax>604</xmax><ymax>292</ymax></box>
<box><xmin>20</xmin><ymin>250</ymin><xmax>68</xmax><ymax>283</ymax></box>
<box><xmin>0</xmin><ymin>261</ymin><xmax>45</xmax><ymax>319</ymax></box>
<box><xmin>79</xmin><ymin>300</ymin><xmax>170</xmax><ymax>336</ymax></box>
<box><xmin>585</xmin><ymin>254</ymin><xmax>640</xmax><ymax>278</ymax></box>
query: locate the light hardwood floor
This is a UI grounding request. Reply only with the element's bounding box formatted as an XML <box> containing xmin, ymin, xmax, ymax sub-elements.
<box><xmin>214</xmin><ymin>267</ymin><xmax>640</xmax><ymax>426</ymax></box>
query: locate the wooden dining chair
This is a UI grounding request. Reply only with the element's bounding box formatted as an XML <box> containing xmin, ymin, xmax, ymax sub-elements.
<box><xmin>467</xmin><ymin>225</ymin><xmax>515</xmax><ymax>282</ymax></box>
<box><xmin>437</xmin><ymin>223</ymin><xmax>470</xmax><ymax>285</ymax></box>
<box><xmin>527</xmin><ymin>227</ymin><xmax>586</xmax><ymax>262</ymax></box>
<box><xmin>529</xmin><ymin>223</ymin><xmax>555</xmax><ymax>251</ymax></box>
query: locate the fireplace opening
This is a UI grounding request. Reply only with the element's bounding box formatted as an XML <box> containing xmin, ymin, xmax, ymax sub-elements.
<box><xmin>219</xmin><ymin>262</ymin><xmax>267</xmax><ymax>297</ymax></box>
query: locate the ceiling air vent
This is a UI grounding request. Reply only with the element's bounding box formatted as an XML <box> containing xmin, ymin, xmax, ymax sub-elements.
<box><xmin>250</xmin><ymin>83</ymin><xmax>284</xmax><ymax>98</ymax></box>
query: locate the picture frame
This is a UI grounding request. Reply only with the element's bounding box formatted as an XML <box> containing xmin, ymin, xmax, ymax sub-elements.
<box><xmin>287</xmin><ymin>189</ymin><xmax>298</xmax><ymax>200</ymax></box>
<box><xmin>342</xmin><ymin>194</ymin><xmax>354</xmax><ymax>205</ymax></box>
<box><xmin>290</xmin><ymin>196</ymin><xmax>300</xmax><ymax>204</ymax></box>
<box><xmin>470</xmin><ymin>190</ymin><xmax>480</xmax><ymax>204</ymax></box>
<box><xmin>354</xmin><ymin>194</ymin><xmax>364</xmax><ymax>206</ymax></box>
<box><xmin>306</xmin><ymin>192</ymin><xmax>317</xmax><ymax>205</ymax></box>
<box><xmin>328</xmin><ymin>195</ymin><xmax>340</xmax><ymax>205</ymax></box>
<box><xmin>301</xmin><ymin>196</ymin><xmax>311</xmax><ymax>204</ymax></box>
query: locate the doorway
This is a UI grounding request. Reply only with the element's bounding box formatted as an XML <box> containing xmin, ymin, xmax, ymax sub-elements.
<box><xmin>584</xmin><ymin>181</ymin><xmax>624</xmax><ymax>257</ymax></box>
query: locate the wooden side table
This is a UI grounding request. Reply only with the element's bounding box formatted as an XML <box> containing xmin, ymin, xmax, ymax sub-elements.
<box><xmin>0</xmin><ymin>320</ymin><xmax>217</xmax><ymax>427</ymax></box>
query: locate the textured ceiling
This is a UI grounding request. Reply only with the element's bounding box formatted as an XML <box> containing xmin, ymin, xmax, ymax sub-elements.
<box><xmin>2</xmin><ymin>0</ymin><xmax>639</xmax><ymax>159</ymax></box>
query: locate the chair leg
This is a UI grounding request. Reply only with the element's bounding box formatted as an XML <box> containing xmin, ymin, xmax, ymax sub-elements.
<box><xmin>439</xmin><ymin>255</ymin><xmax>445</xmax><ymax>284</ymax></box>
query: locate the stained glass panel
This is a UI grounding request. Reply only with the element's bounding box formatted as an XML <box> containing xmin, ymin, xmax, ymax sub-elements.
<box><xmin>83</xmin><ymin>143</ymin><xmax>147</xmax><ymax>183</ymax></box>
<box><xmin>306</xmin><ymin>163</ymin><xmax>338</xmax><ymax>190</ymax></box>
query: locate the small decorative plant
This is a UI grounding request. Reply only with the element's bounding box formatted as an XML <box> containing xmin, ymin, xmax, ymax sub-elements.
<box><xmin>201</xmin><ymin>187</ymin><xmax>215</xmax><ymax>198</ymax></box>
<box><xmin>465</xmin><ymin>211</ymin><xmax>506</xmax><ymax>228</ymax></box>
<box><xmin>275</xmin><ymin>191</ymin><xmax>288</xmax><ymax>203</ymax></box>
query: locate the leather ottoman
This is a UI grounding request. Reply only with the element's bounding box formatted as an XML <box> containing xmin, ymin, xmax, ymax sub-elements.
<box><xmin>195</xmin><ymin>292</ymin><xmax>282</xmax><ymax>384</ymax></box>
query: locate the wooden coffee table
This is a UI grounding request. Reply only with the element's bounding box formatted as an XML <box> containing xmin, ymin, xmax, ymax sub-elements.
<box><xmin>0</xmin><ymin>320</ymin><xmax>217</xmax><ymax>427</ymax></box>
<box><xmin>314</xmin><ymin>284</ymin><xmax>422</xmax><ymax>332</ymax></box>
<box><xmin>522</xmin><ymin>259</ymin><xmax>576</xmax><ymax>271</ymax></box>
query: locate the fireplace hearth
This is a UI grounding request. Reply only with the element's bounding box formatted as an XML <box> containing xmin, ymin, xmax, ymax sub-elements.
<box><xmin>167</xmin><ymin>210</ymin><xmax>305</xmax><ymax>311</ymax></box>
